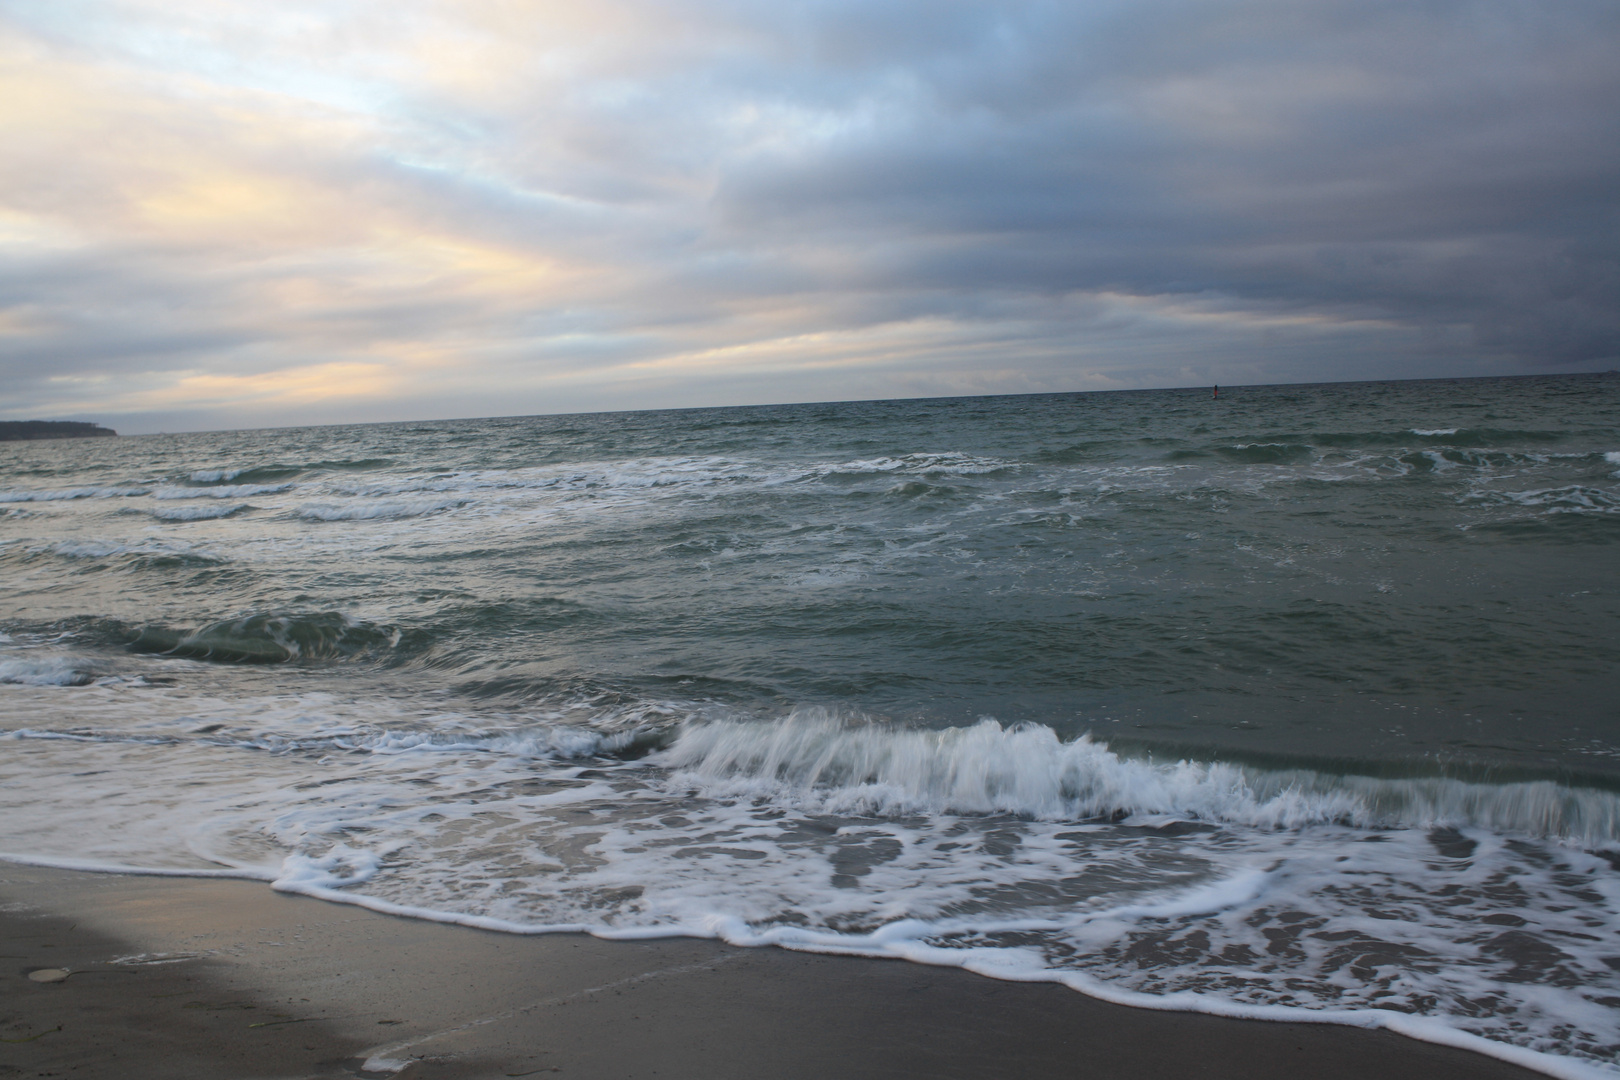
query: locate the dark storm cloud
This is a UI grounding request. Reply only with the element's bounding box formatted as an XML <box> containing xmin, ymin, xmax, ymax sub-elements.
<box><xmin>0</xmin><ymin>0</ymin><xmax>1616</xmax><ymax>430</ymax></box>
<box><xmin>699</xmin><ymin>0</ymin><xmax>1620</xmax><ymax>359</ymax></box>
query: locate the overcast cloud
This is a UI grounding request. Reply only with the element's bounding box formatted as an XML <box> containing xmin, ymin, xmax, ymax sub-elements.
<box><xmin>1</xmin><ymin>0</ymin><xmax>1616</xmax><ymax>432</ymax></box>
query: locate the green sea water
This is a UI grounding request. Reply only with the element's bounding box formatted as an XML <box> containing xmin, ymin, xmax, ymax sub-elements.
<box><xmin>3</xmin><ymin>374</ymin><xmax>1619</xmax><ymax>1075</ymax></box>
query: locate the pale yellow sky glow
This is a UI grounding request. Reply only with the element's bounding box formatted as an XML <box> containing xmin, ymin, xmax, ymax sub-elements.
<box><xmin>1</xmin><ymin>0</ymin><xmax>1613</xmax><ymax>431</ymax></box>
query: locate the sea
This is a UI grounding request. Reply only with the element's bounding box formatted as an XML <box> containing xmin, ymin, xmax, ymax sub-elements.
<box><xmin>3</xmin><ymin>374</ymin><xmax>1618</xmax><ymax>1077</ymax></box>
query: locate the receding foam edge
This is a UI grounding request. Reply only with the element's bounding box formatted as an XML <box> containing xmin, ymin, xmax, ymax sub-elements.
<box><xmin>0</xmin><ymin>851</ymin><xmax>1607</xmax><ymax>1080</ymax></box>
<box><xmin>0</xmin><ymin>851</ymin><xmax>277</xmax><ymax>880</ymax></box>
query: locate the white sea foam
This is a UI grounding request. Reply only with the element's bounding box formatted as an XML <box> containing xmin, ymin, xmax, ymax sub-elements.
<box><xmin>0</xmin><ymin>486</ymin><xmax>147</xmax><ymax>503</ymax></box>
<box><xmin>0</xmin><ymin>656</ymin><xmax>103</xmax><ymax>686</ymax></box>
<box><xmin>188</xmin><ymin>468</ymin><xmax>247</xmax><ymax>483</ymax></box>
<box><xmin>1467</xmin><ymin>486</ymin><xmax>1620</xmax><ymax>513</ymax></box>
<box><xmin>317</xmin><ymin>454</ymin><xmax>1021</xmax><ymax>507</ymax></box>
<box><xmin>1411</xmin><ymin>428</ymin><xmax>1459</xmax><ymax>436</ymax></box>
<box><xmin>335</xmin><ymin>475</ymin><xmax>569</xmax><ymax>498</ymax></box>
<box><xmin>149</xmin><ymin>503</ymin><xmax>251</xmax><ymax>521</ymax></box>
<box><xmin>0</xmin><ymin>701</ymin><xmax>1617</xmax><ymax>1077</ymax></box>
<box><xmin>154</xmin><ymin>484</ymin><xmax>292</xmax><ymax>499</ymax></box>
<box><xmin>245</xmin><ymin>724</ymin><xmax>629</xmax><ymax>760</ymax></box>
<box><xmin>329</xmin><ymin>457</ymin><xmax>788</xmax><ymax>504</ymax></box>
<box><xmin>808</xmin><ymin>453</ymin><xmax>1020</xmax><ymax>478</ymax></box>
<box><xmin>658</xmin><ymin>716</ymin><xmax>1620</xmax><ymax>843</ymax></box>
<box><xmin>45</xmin><ymin>539</ymin><xmax>221</xmax><ymax>561</ymax></box>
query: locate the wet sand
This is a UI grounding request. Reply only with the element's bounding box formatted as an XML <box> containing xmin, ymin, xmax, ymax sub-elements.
<box><xmin>1</xmin><ymin>863</ymin><xmax>1547</xmax><ymax>1079</ymax></box>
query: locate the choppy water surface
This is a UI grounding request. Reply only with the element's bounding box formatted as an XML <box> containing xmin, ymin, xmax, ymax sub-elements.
<box><xmin>3</xmin><ymin>375</ymin><xmax>1619</xmax><ymax>1076</ymax></box>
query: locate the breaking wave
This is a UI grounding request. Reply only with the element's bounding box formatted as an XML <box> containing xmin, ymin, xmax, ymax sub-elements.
<box><xmin>155</xmin><ymin>483</ymin><xmax>293</xmax><ymax>499</ymax></box>
<box><xmin>126</xmin><ymin>612</ymin><xmax>412</xmax><ymax>664</ymax></box>
<box><xmin>0</xmin><ymin>656</ymin><xmax>105</xmax><ymax>686</ymax></box>
<box><xmin>147</xmin><ymin>503</ymin><xmax>252</xmax><ymax>522</ymax></box>
<box><xmin>187</xmin><ymin>460</ymin><xmax>390</xmax><ymax>485</ymax></box>
<box><xmin>0</xmin><ymin>486</ymin><xmax>147</xmax><ymax>503</ymax></box>
<box><xmin>658</xmin><ymin>714</ymin><xmax>1620</xmax><ymax>845</ymax></box>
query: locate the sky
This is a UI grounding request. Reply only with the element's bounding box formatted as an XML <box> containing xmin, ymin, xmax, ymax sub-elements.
<box><xmin>2</xmin><ymin>0</ymin><xmax>1617</xmax><ymax>434</ymax></box>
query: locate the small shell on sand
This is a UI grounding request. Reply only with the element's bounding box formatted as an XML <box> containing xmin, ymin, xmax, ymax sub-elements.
<box><xmin>27</xmin><ymin>969</ymin><xmax>70</xmax><ymax>983</ymax></box>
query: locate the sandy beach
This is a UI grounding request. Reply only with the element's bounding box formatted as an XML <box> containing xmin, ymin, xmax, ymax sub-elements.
<box><xmin>0</xmin><ymin>863</ymin><xmax>1548</xmax><ymax>1080</ymax></box>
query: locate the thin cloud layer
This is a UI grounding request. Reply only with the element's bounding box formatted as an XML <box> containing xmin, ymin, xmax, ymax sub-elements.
<box><xmin>2</xmin><ymin>0</ymin><xmax>1616</xmax><ymax>431</ymax></box>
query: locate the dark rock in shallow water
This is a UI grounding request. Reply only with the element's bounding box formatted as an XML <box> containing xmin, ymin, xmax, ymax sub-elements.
<box><xmin>0</xmin><ymin>420</ymin><xmax>117</xmax><ymax>441</ymax></box>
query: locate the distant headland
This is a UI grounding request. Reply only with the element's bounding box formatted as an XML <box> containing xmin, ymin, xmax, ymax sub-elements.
<box><xmin>0</xmin><ymin>420</ymin><xmax>118</xmax><ymax>441</ymax></box>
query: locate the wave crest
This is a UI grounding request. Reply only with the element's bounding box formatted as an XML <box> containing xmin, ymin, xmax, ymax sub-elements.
<box><xmin>155</xmin><ymin>483</ymin><xmax>292</xmax><ymax>499</ymax></box>
<box><xmin>298</xmin><ymin>498</ymin><xmax>469</xmax><ymax>521</ymax></box>
<box><xmin>0</xmin><ymin>656</ymin><xmax>105</xmax><ymax>686</ymax></box>
<box><xmin>657</xmin><ymin>713</ymin><xmax>1620</xmax><ymax>844</ymax></box>
<box><xmin>127</xmin><ymin>612</ymin><xmax>408</xmax><ymax>664</ymax></box>
<box><xmin>0</xmin><ymin>487</ymin><xmax>147</xmax><ymax>503</ymax></box>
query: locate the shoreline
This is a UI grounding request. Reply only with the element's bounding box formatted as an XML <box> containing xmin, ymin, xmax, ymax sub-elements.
<box><xmin>1</xmin><ymin>863</ymin><xmax>1554</xmax><ymax>1079</ymax></box>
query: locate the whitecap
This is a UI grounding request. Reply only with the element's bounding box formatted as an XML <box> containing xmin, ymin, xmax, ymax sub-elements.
<box><xmin>149</xmin><ymin>503</ymin><xmax>251</xmax><ymax>522</ymax></box>
<box><xmin>656</xmin><ymin>714</ymin><xmax>1620</xmax><ymax>843</ymax></box>
<box><xmin>807</xmin><ymin>453</ymin><xmax>1020</xmax><ymax>479</ymax></box>
<box><xmin>0</xmin><ymin>487</ymin><xmax>148</xmax><ymax>503</ymax></box>
<box><xmin>3</xmin><ymin>709</ymin><xmax>1619</xmax><ymax>1075</ymax></box>
<box><xmin>1467</xmin><ymin>486</ymin><xmax>1620</xmax><ymax>513</ymax></box>
<box><xmin>154</xmin><ymin>484</ymin><xmax>292</xmax><ymax>499</ymax></box>
<box><xmin>0</xmin><ymin>656</ymin><xmax>103</xmax><ymax>686</ymax></box>
<box><xmin>44</xmin><ymin>539</ymin><xmax>221</xmax><ymax>561</ymax></box>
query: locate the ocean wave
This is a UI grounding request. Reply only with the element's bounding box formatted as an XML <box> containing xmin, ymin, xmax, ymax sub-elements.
<box><xmin>2</xmin><ymin>707</ymin><xmax>1618</xmax><ymax>1075</ymax></box>
<box><xmin>809</xmin><ymin>453</ymin><xmax>1021</xmax><ymax>480</ymax></box>
<box><xmin>0</xmin><ymin>655</ymin><xmax>104</xmax><ymax>686</ymax></box>
<box><xmin>187</xmin><ymin>460</ymin><xmax>388</xmax><ymax>485</ymax></box>
<box><xmin>656</xmin><ymin>714</ymin><xmax>1620</xmax><ymax>844</ymax></box>
<box><xmin>187</xmin><ymin>465</ymin><xmax>302</xmax><ymax>484</ymax></box>
<box><xmin>1465</xmin><ymin>486</ymin><xmax>1620</xmax><ymax>513</ymax></box>
<box><xmin>45</xmin><ymin>539</ymin><xmax>223</xmax><ymax>563</ymax></box>
<box><xmin>155</xmin><ymin>483</ymin><xmax>293</xmax><ymax>499</ymax></box>
<box><xmin>242</xmin><ymin>724</ymin><xmax>642</xmax><ymax>760</ymax></box>
<box><xmin>336</xmin><ymin>475</ymin><xmax>573</xmax><ymax>497</ymax></box>
<box><xmin>1322</xmin><ymin>427</ymin><xmax>1566</xmax><ymax>448</ymax></box>
<box><xmin>147</xmin><ymin>503</ymin><xmax>252</xmax><ymax>522</ymax></box>
<box><xmin>297</xmin><ymin>498</ymin><xmax>471</xmax><ymax>521</ymax></box>
<box><xmin>189</xmin><ymin>468</ymin><xmax>251</xmax><ymax>483</ymax></box>
<box><xmin>1212</xmin><ymin>443</ymin><xmax>1315</xmax><ymax>464</ymax></box>
<box><xmin>1398</xmin><ymin>448</ymin><xmax>1577</xmax><ymax>473</ymax></box>
<box><xmin>1223</xmin><ymin>428</ymin><xmax>1577</xmax><ymax>452</ymax></box>
<box><xmin>335</xmin><ymin>457</ymin><xmax>778</xmax><ymax>500</ymax></box>
<box><xmin>0</xmin><ymin>486</ymin><xmax>148</xmax><ymax>503</ymax></box>
<box><xmin>126</xmin><ymin>611</ymin><xmax>412</xmax><ymax>664</ymax></box>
